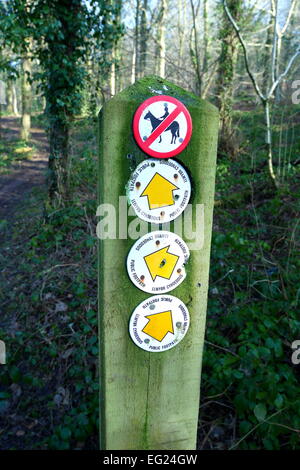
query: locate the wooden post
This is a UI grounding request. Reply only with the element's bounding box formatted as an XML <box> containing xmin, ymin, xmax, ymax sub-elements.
<box><xmin>98</xmin><ymin>76</ymin><xmax>219</xmax><ymax>450</ymax></box>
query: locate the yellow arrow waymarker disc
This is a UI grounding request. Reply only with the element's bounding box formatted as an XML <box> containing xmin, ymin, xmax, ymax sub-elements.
<box><xmin>129</xmin><ymin>295</ymin><xmax>190</xmax><ymax>352</ymax></box>
<box><xmin>126</xmin><ymin>231</ymin><xmax>190</xmax><ymax>294</ymax></box>
<box><xmin>127</xmin><ymin>158</ymin><xmax>191</xmax><ymax>224</ymax></box>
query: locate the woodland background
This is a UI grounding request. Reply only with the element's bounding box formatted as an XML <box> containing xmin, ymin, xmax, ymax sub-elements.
<box><xmin>0</xmin><ymin>0</ymin><xmax>299</xmax><ymax>450</ymax></box>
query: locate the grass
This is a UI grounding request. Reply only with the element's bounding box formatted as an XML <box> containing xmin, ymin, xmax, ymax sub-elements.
<box><xmin>0</xmin><ymin>104</ymin><xmax>299</xmax><ymax>450</ymax></box>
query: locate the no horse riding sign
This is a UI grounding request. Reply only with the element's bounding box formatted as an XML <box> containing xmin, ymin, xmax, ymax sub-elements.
<box><xmin>133</xmin><ymin>95</ymin><xmax>192</xmax><ymax>158</ymax></box>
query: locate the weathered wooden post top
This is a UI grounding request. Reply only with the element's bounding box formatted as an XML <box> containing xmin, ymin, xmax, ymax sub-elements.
<box><xmin>97</xmin><ymin>76</ymin><xmax>219</xmax><ymax>450</ymax></box>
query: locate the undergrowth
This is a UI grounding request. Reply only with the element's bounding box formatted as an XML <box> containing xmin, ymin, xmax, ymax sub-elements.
<box><xmin>0</xmin><ymin>117</ymin><xmax>98</xmax><ymax>449</ymax></box>
<box><xmin>199</xmin><ymin>105</ymin><xmax>300</xmax><ymax>450</ymax></box>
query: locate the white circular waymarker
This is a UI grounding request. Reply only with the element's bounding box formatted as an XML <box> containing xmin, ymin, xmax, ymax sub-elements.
<box><xmin>133</xmin><ymin>95</ymin><xmax>192</xmax><ymax>159</ymax></box>
<box><xmin>127</xmin><ymin>158</ymin><xmax>191</xmax><ymax>224</ymax></box>
<box><xmin>126</xmin><ymin>231</ymin><xmax>190</xmax><ymax>294</ymax></box>
<box><xmin>129</xmin><ymin>295</ymin><xmax>190</xmax><ymax>352</ymax></box>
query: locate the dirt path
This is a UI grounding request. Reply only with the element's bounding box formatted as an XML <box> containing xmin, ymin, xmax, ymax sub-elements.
<box><xmin>0</xmin><ymin>116</ymin><xmax>48</xmax><ymax>221</ymax></box>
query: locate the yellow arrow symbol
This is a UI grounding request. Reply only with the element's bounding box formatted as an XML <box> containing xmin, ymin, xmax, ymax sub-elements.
<box><xmin>142</xmin><ymin>310</ymin><xmax>174</xmax><ymax>342</ymax></box>
<box><xmin>144</xmin><ymin>245</ymin><xmax>179</xmax><ymax>281</ymax></box>
<box><xmin>141</xmin><ymin>173</ymin><xmax>179</xmax><ymax>210</ymax></box>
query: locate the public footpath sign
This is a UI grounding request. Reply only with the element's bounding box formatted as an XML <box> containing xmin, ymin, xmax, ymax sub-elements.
<box><xmin>133</xmin><ymin>95</ymin><xmax>192</xmax><ymax>158</ymax></box>
<box><xmin>129</xmin><ymin>295</ymin><xmax>190</xmax><ymax>352</ymax></box>
<box><xmin>127</xmin><ymin>158</ymin><xmax>191</xmax><ymax>223</ymax></box>
<box><xmin>126</xmin><ymin>231</ymin><xmax>189</xmax><ymax>294</ymax></box>
<box><xmin>98</xmin><ymin>77</ymin><xmax>219</xmax><ymax>450</ymax></box>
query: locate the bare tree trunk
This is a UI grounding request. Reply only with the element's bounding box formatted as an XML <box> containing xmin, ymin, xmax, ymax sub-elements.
<box><xmin>156</xmin><ymin>0</ymin><xmax>167</xmax><ymax>78</ymax></box>
<box><xmin>6</xmin><ymin>81</ymin><xmax>14</xmax><ymax>115</ymax></box>
<box><xmin>189</xmin><ymin>0</ymin><xmax>202</xmax><ymax>95</ymax></box>
<box><xmin>272</xmin><ymin>0</ymin><xmax>280</xmax><ymax>102</ymax></box>
<box><xmin>110</xmin><ymin>48</ymin><xmax>116</xmax><ymax>97</ymax></box>
<box><xmin>135</xmin><ymin>0</ymin><xmax>140</xmax><ymax>79</ymax></box>
<box><xmin>274</xmin><ymin>0</ymin><xmax>296</xmax><ymax>102</ymax></box>
<box><xmin>281</xmin><ymin>0</ymin><xmax>299</xmax><ymax>99</ymax></box>
<box><xmin>131</xmin><ymin>42</ymin><xmax>136</xmax><ymax>84</ymax></box>
<box><xmin>264</xmin><ymin>100</ymin><xmax>276</xmax><ymax>184</ymax></box>
<box><xmin>177</xmin><ymin>0</ymin><xmax>186</xmax><ymax>82</ymax></box>
<box><xmin>20</xmin><ymin>52</ymin><xmax>32</xmax><ymax>141</ymax></box>
<box><xmin>12</xmin><ymin>82</ymin><xmax>18</xmax><ymax>115</ymax></box>
<box><xmin>42</xmin><ymin>96</ymin><xmax>46</xmax><ymax>113</ymax></box>
<box><xmin>7</xmin><ymin>82</ymin><xmax>18</xmax><ymax>115</ymax></box>
<box><xmin>202</xmin><ymin>0</ymin><xmax>209</xmax><ymax>81</ymax></box>
<box><xmin>109</xmin><ymin>0</ymin><xmax>122</xmax><ymax>97</ymax></box>
<box><xmin>275</xmin><ymin>36</ymin><xmax>282</xmax><ymax>102</ymax></box>
<box><xmin>139</xmin><ymin>0</ymin><xmax>148</xmax><ymax>76</ymax></box>
<box><xmin>87</xmin><ymin>55</ymin><xmax>98</xmax><ymax>116</ymax></box>
<box><xmin>262</xmin><ymin>2</ymin><xmax>275</xmax><ymax>96</ymax></box>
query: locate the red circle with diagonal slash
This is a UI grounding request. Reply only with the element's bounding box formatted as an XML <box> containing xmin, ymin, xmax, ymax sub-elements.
<box><xmin>133</xmin><ymin>95</ymin><xmax>192</xmax><ymax>159</ymax></box>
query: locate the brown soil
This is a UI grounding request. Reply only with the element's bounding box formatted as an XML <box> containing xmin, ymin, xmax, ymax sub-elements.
<box><xmin>0</xmin><ymin>116</ymin><xmax>48</xmax><ymax>222</ymax></box>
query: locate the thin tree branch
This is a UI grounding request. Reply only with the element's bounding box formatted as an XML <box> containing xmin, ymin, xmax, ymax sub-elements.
<box><xmin>268</xmin><ymin>45</ymin><xmax>300</xmax><ymax>98</ymax></box>
<box><xmin>281</xmin><ymin>0</ymin><xmax>296</xmax><ymax>36</ymax></box>
<box><xmin>271</xmin><ymin>0</ymin><xmax>278</xmax><ymax>83</ymax></box>
<box><xmin>189</xmin><ymin>0</ymin><xmax>202</xmax><ymax>93</ymax></box>
<box><xmin>223</xmin><ymin>0</ymin><xmax>265</xmax><ymax>103</ymax></box>
<box><xmin>229</xmin><ymin>407</ymin><xmax>289</xmax><ymax>450</ymax></box>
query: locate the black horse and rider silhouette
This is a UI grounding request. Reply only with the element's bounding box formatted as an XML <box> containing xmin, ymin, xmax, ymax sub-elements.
<box><xmin>144</xmin><ymin>103</ymin><xmax>180</xmax><ymax>144</ymax></box>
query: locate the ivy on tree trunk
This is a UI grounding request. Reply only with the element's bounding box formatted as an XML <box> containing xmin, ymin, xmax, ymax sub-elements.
<box><xmin>1</xmin><ymin>0</ymin><xmax>124</xmax><ymax>202</ymax></box>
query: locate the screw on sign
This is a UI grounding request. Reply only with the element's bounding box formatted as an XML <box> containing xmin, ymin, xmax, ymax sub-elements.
<box><xmin>133</xmin><ymin>95</ymin><xmax>192</xmax><ymax>159</ymax></box>
<box><xmin>126</xmin><ymin>231</ymin><xmax>190</xmax><ymax>294</ymax></box>
<box><xmin>127</xmin><ymin>158</ymin><xmax>191</xmax><ymax>224</ymax></box>
<box><xmin>129</xmin><ymin>295</ymin><xmax>190</xmax><ymax>352</ymax></box>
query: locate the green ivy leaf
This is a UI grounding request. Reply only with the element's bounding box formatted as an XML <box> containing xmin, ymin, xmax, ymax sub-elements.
<box><xmin>254</xmin><ymin>403</ymin><xmax>267</xmax><ymax>422</ymax></box>
<box><xmin>60</xmin><ymin>427</ymin><xmax>71</xmax><ymax>441</ymax></box>
<box><xmin>274</xmin><ymin>394</ymin><xmax>284</xmax><ymax>409</ymax></box>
